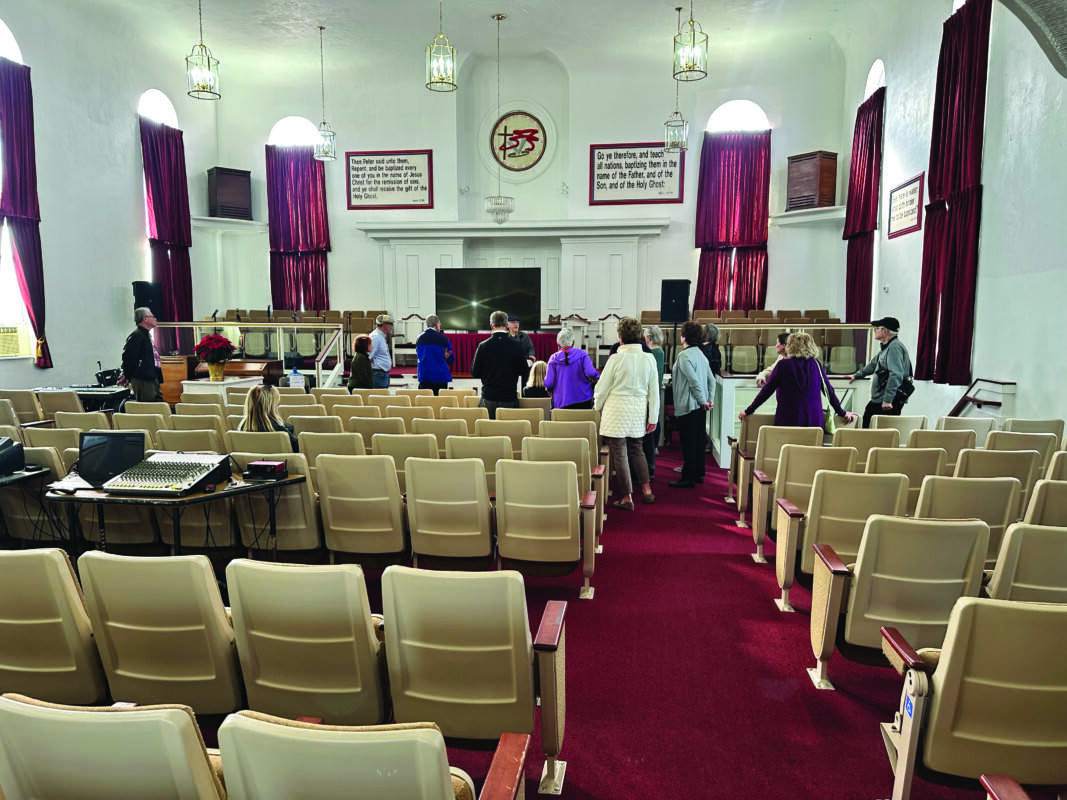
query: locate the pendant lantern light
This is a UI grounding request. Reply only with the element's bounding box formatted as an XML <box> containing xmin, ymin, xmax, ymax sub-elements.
<box><xmin>426</xmin><ymin>0</ymin><xmax>458</xmax><ymax>92</ymax></box>
<box><xmin>484</xmin><ymin>13</ymin><xmax>515</xmax><ymax>224</ymax></box>
<box><xmin>186</xmin><ymin>0</ymin><xmax>220</xmax><ymax>100</ymax></box>
<box><xmin>673</xmin><ymin>0</ymin><xmax>708</xmax><ymax>82</ymax></box>
<box><xmin>314</xmin><ymin>26</ymin><xmax>337</xmax><ymax>161</ymax></box>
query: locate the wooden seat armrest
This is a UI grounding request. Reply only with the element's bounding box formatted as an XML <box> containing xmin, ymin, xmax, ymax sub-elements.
<box><xmin>980</xmin><ymin>775</ymin><xmax>1033</xmax><ymax>800</ymax></box>
<box><xmin>737</xmin><ymin>448</ymin><xmax>753</xmax><ymax>461</ymax></box>
<box><xmin>591</xmin><ymin>465</ymin><xmax>605</xmax><ymax>478</ymax></box>
<box><xmin>580</xmin><ymin>490</ymin><xmax>597</xmax><ymax>510</ymax></box>
<box><xmin>776</xmin><ymin>498</ymin><xmax>804</xmax><ymax>518</ymax></box>
<box><xmin>21</xmin><ymin>419</ymin><xmax>55</xmax><ymax>429</ymax></box>
<box><xmin>813</xmin><ymin>544</ymin><xmax>850</xmax><ymax>576</ymax></box>
<box><xmin>880</xmin><ymin>627</ymin><xmax>927</xmax><ymax>673</ymax></box>
<box><xmin>480</xmin><ymin>733</ymin><xmax>531</xmax><ymax>800</ymax></box>
<box><xmin>727</xmin><ymin>435</ymin><xmax>737</xmax><ymax>446</ymax></box>
<box><xmin>533</xmin><ymin>600</ymin><xmax>568</xmax><ymax>652</ymax></box>
<box><xmin>753</xmin><ymin>469</ymin><xmax>773</xmax><ymax>485</ymax></box>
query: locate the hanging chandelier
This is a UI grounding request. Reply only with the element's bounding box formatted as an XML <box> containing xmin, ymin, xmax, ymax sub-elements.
<box><xmin>314</xmin><ymin>26</ymin><xmax>337</xmax><ymax>161</ymax></box>
<box><xmin>664</xmin><ymin>81</ymin><xmax>688</xmax><ymax>152</ymax></box>
<box><xmin>484</xmin><ymin>13</ymin><xmax>514</xmax><ymax>224</ymax></box>
<box><xmin>186</xmin><ymin>0</ymin><xmax>220</xmax><ymax>100</ymax></box>
<box><xmin>426</xmin><ymin>0</ymin><xmax>457</xmax><ymax>92</ymax></box>
<box><xmin>673</xmin><ymin>0</ymin><xmax>708</xmax><ymax>82</ymax></box>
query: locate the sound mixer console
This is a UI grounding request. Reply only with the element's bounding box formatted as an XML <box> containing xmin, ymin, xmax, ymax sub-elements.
<box><xmin>103</xmin><ymin>453</ymin><xmax>231</xmax><ymax>497</ymax></box>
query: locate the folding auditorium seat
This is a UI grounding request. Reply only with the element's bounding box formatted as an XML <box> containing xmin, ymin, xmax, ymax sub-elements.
<box><xmin>475</xmin><ymin>418</ymin><xmax>532</xmax><ymax>461</ymax></box>
<box><xmin>986</xmin><ymin>522</ymin><xmax>1067</xmax><ymax>603</ymax></box>
<box><xmin>226</xmin><ymin>386</ymin><xmax>252</xmax><ymax>406</ymax></box>
<box><xmin>985</xmin><ymin>430</ymin><xmax>1059</xmax><ymax>473</ymax></box>
<box><xmin>317</xmin><ymin>454</ymin><xmax>407</xmax><ymax>563</ymax></box>
<box><xmin>551</xmin><ymin>407</ymin><xmax>601</xmax><ymax>427</ymax></box>
<box><xmin>1002</xmin><ymin>417</ymin><xmax>1065</xmax><ymax>440</ymax></box>
<box><xmin>396</xmin><ymin>388</ymin><xmax>434</xmax><ymax>401</ymax></box>
<box><xmin>310</xmin><ymin>387</ymin><xmax>351</xmax><ymax>402</ymax></box>
<box><xmin>412</xmin><ymin>417</ymin><xmax>468</xmax><ymax>458</ymax></box>
<box><xmin>0</xmin><ymin>694</ymin><xmax>226</xmax><ymax>799</ymax></box>
<box><xmin>53</xmin><ymin>410</ymin><xmax>110</xmax><ymax>431</ymax></box>
<box><xmin>496</xmin><ymin>405</ymin><xmax>544</xmax><ymax>435</ymax></box>
<box><xmin>350</xmin><ymin>415</ymin><xmax>405</xmax><ymax>450</ymax></box>
<box><xmin>773</xmin><ymin>467</ymin><xmax>900</xmax><ymax>612</ymax></box>
<box><xmin>832</xmin><ymin>428</ymin><xmax>900</xmax><ymax>472</ymax></box>
<box><xmin>382</xmin><ymin>566</ymin><xmax>569</xmax><ymax>792</ymax></box>
<box><xmin>225</xmin><ymin>430</ymin><xmax>293</xmax><ymax>454</ymax></box>
<box><xmin>349</xmin><ymin>388</ymin><xmax>383</xmax><ymax>402</ymax></box>
<box><xmin>372</xmin><ymin>433</ymin><xmax>438</xmax><ymax>493</ymax></box>
<box><xmin>112</xmin><ymin>412</ymin><xmax>169</xmax><ymax>447</ymax></box>
<box><xmin>278</xmin><ymin>403</ymin><xmax>327</xmax><ymax>420</ymax></box>
<box><xmin>229</xmin><ymin>452</ymin><xmax>322</xmax><ymax>556</ymax></box>
<box><xmin>540</xmin><ymin>418</ymin><xmax>608</xmax><ymax>482</ymax></box>
<box><xmin>807</xmin><ymin>515</ymin><xmax>987</xmax><ymax>690</ymax></box>
<box><xmin>519</xmin><ymin>396</ymin><xmax>553</xmax><ymax>417</ymax></box>
<box><xmin>936</xmin><ymin>415</ymin><xmax>995</xmax><ymax>441</ymax></box>
<box><xmin>0</xmin><ymin>399</ymin><xmax>19</xmax><ymax>430</ymax></box>
<box><xmin>440</xmin><ymin>405</ymin><xmax>488</xmax><ymax>434</ymax></box>
<box><xmin>439</xmin><ymin>387</ymin><xmax>477</xmax><ymax>400</ymax></box>
<box><xmin>726</xmin><ymin>323</ymin><xmax>760</xmax><ymax>374</ymax></box>
<box><xmin>180</xmin><ymin>393</ymin><xmax>224</xmax><ymax>407</ymax></box>
<box><xmin>866</xmin><ymin>447</ymin><xmax>946</xmax><ymax>515</ymax></box>
<box><xmin>369</xmin><ymin>394</ymin><xmax>410</xmax><ymax>413</ymax></box>
<box><xmin>171</xmin><ymin>413</ymin><xmax>227</xmax><ymax>444</ymax></box>
<box><xmin>78</xmin><ymin>551</ymin><xmax>242</xmax><ymax>713</ymax></box>
<box><xmin>225</xmin><ymin>559</ymin><xmax>388</xmax><ymax>725</ymax></box>
<box><xmin>414</xmin><ymin>394</ymin><xmax>459</xmax><ymax>416</ymax></box>
<box><xmin>124</xmin><ymin>400</ymin><xmax>173</xmax><ymax>423</ymax></box>
<box><xmin>23</xmin><ymin>426</ymin><xmax>80</xmax><ymax>452</ymax></box>
<box><xmin>276</xmin><ymin>386</ymin><xmax>309</xmax><ymax>397</ymax></box>
<box><xmin>445</xmin><ymin>435</ymin><xmax>512</xmax><ymax>497</ymax></box>
<box><xmin>907</xmin><ymin>428</ymin><xmax>976</xmax><ymax>476</ymax></box>
<box><xmin>878</xmin><ymin>598</ymin><xmax>1067</xmax><ymax>800</ymax></box>
<box><xmin>915</xmin><ymin>476</ymin><xmax>1022</xmax><ymax>568</ymax></box>
<box><xmin>462</xmin><ymin>394</ymin><xmax>482</xmax><ymax>408</ymax></box>
<box><xmin>724</xmin><ymin>412</ymin><xmax>774</xmax><ymax>504</ymax></box>
<box><xmin>406</xmin><ymin>457</ymin><xmax>494</xmax><ymax>567</ymax></box>
<box><xmin>386</xmin><ymin>405</ymin><xmax>435</xmax><ymax>432</ymax></box>
<box><xmin>176</xmin><ymin>402</ymin><xmax>225</xmax><ymax>417</ymax></box>
<box><xmin>37</xmin><ymin>390</ymin><xmax>83</xmax><ymax>418</ymax></box>
<box><xmin>871</xmin><ymin>414</ymin><xmax>927</xmax><ymax>441</ymax></box>
<box><xmin>1022</xmin><ymin>478</ymin><xmax>1067</xmax><ymax>526</ymax></box>
<box><xmin>496</xmin><ymin>459</ymin><xmax>597</xmax><ymax>599</ymax></box>
<box><xmin>288</xmin><ymin>414</ymin><xmax>343</xmax><ymax>435</ymax></box>
<box><xmin>298</xmin><ymin>431</ymin><xmax>365</xmax><ymax>493</ymax></box>
<box><xmin>322</xmin><ymin>394</ymin><xmax>365</xmax><ymax>415</ymax></box>
<box><xmin>954</xmin><ymin>448</ymin><xmax>1040</xmax><ymax>516</ymax></box>
<box><xmin>1047</xmin><ymin>450</ymin><xmax>1067</xmax><ymax>480</ymax></box>
<box><xmin>0</xmin><ymin>389</ymin><xmax>43</xmax><ymax>423</ymax></box>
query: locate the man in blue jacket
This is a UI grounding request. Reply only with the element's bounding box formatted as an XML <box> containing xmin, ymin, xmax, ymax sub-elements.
<box><xmin>416</xmin><ymin>314</ymin><xmax>454</xmax><ymax>395</ymax></box>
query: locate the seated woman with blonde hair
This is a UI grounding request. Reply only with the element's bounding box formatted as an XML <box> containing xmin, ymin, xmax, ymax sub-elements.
<box><xmin>239</xmin><ymin>384</ymin><xmax>297</xmax><ymax>451</ymax></box>
<box><xmin>739</xmin><ymin>331</ymin><xmax>857</xmax><ymax>428</ymax></box>
<box><xmin>523</xmin><ymin>360</ymin><xmax>550</xmax><ymax>398</ymax></box>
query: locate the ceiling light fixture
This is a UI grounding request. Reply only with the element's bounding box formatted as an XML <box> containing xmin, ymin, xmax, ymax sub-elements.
<box><xmin>484</xmin><ymin>13</ymin><xmax>514</xmax><ymax>225</ymax></box>
<box><xmin>673</xmin><ymin>0</ymin><xmax>708</xmax><ymax>82</ymax></box>
<box><xmin>426</xmin><ymin>0</ymin><xmax>457</xmax><ymax>92</ymax></box>
<box><xmin>664</xmin><ymin>81</ymin><xmax>688</xmax><ymax>152</ymax></box>
<box><xmin>314</xmin><ymin>26</ymin><xmax>337</xmax><ymax>161</ymax></box>
<box><xmin>186</xmin><ymin>0</ymin><xmax>220</xmax><ymax>100</ymax></box>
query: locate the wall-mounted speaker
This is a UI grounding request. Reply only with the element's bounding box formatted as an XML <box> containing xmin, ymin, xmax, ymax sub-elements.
<box><xmin>208</xmin><ymin>167</ymin><xmax>253</xmax><ymax>220</ymax></box>
<box><xmin>660</xmin><ymin>279</ymin><xmax>692</xmax><ymax>324</ymax></box>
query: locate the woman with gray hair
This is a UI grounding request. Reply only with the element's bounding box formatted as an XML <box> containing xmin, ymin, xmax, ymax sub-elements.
<box><xmin>544</xmin><ymin>327</ymin><xmax>599</xmax><ymax>409</ymax></box>
<box><xmin>642</xmin><ymin>325</ymin><xmax>665</xmax><ymax>479</ymax></box>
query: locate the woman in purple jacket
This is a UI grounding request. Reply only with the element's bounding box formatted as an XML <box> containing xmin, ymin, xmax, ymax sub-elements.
<box><xmin>739</xmin><ymin>332</ymin><xmax>858</xmax><ymax>427</ymax></box>
<box><xmin>544</xmin><ymin>328</ymin><xmax>599</xmax><ymax>409</ymax></box>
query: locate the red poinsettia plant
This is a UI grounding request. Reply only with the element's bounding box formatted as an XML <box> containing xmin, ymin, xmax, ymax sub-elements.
<box><xmin>194</xmin><ymin>334</ymin><xmax>237</xmax><ymax>364</ymax></box>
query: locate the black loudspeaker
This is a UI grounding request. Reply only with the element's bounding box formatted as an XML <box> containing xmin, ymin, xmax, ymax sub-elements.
<box><xmin>132</xmin><ymin>281</ymin><xmax>164</xmax><ymax>316</ymax></box>
<box><xmin>660</xmin><ymin>279</ymin><xmax>692</xmax><ymax>324</ymax></box>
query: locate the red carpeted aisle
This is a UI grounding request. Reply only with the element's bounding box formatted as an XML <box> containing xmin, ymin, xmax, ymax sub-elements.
<box><xmin>442</xmin><ymin>446</ymin><xmax>986</xmax><ymax>799</ymax></box>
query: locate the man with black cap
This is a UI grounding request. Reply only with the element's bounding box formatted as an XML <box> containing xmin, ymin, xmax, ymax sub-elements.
<box><xmin>849</xmin><ymin>316</ymin><xmax>914</xmax><ymax>428</ymax></box>
<box><xmin>507</xmin><ymin>314</ymin><xmax>535</xmax><ymax>389</ymax></box>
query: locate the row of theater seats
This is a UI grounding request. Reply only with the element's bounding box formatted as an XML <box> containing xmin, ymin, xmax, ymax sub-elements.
<box><xmin>725</xmin><ymin>415</ymin><xmax>1067</xmax><ymax>798</ymax></box>
<box><xmin>0</xmin><ymin>551</ymin><xmax>556</xmax><ymax>798</ymax></box>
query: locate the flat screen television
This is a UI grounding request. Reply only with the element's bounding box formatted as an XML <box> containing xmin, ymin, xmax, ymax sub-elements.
<box><xmin>435</xmin><ymin>268</ymin><xmax>541</xmax><ymax>331</ymax></box>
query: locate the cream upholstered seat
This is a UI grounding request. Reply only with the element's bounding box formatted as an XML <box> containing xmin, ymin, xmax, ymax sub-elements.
<box><xmin>0</xmin><ymin>399</ymin><xmax>21</xmax><ymax>430</ymax></box>
<box><xmin>289</xmin><ymin>414</ymin><xmax>343</xmax><ymax>435</ymax></box>
<box><xmin>278</xmin><ymin>403</ymin><xmax>327</xmax><ymax>420</ymax></box>
<box><xmin>349</xmin><ymin>388</ymin><xmax>382</xmax><ymax>402</ymax></box>
<box><xmin>350</xmin><ymin>415</ymin><xmax>404</xmax><ymax>450</ymax></box>
<box><xmin>987</xmin><ymin>523</ymin><xmax>1067</xmax><ymax>603</ymax></box>
<box><xmin>0</xmin><ymin>549</ymin><xmax>107</xmax><ymax>704</ymax></box>
<box><xmin>985</xmin><ymin>430</ymin><xmax>1059</xmax><ymax>473</ymax></box>
<box><xmin>176</xmin><ymin>402</ymin><xmax>225</xmax><ymax>417</ymax></box>
<box><xmin>751</xmin><ymin>440</ymin><xmax>853</xmax><ymax>564</ymax></box>
<box><xmin>440</xmin><ymin>405</ymin><xmax>489</xmax><ymax>434</ymax></box>
<box><xmin>497</xmin><ymin>406</ymin><xmax>544</xmax><ymax>435</ymax></box>
<box><xmin>737</xmin><ymin>426</ymin><xmax>823</xmax><ymax>540</ymax></box>
<box><xmin>523</xmin><ymin>435</ymin><xmax>604</xmax><ymax>550</ymax></box>
<box><xmin>1023</xmin><ymin>479</ymin><xmax>1067</xmax><ymax>526</ymax></box>
<box><xmin>226</xmin><ymin>386</ymin><xmax>252</xmax><ymax>404</ymax></box>
<box><xmin>0</xmin><ymin>423</ymin><xmax>22</xmax><ymax>445</ymax></box>
<box><xmin>23</xmin><ymin>425</ymin><xmax>80</xmax><ymax>453</ymax></box>
<box><xmin>0</xmin><ymin>389</ymin><xmax>42</xmax><ymax>423</ymax></box>
<box><xmin>1002</xmin><ymin>417</ymin><xmax>1065</xmax><ymax>440</ymax></box>
<box><xmin>936</xmin><ymin>415</ymin><xmax>995</xmax><ymax>440</ymax></box>
<box><xmin>299</xmin><ymin>431</ymin><xmax>365</xmax><ymax>493</ymax></box>
<box><xmin>439</xmin><ymin>388</ymin><xmax>476</xmax><ymax>400</ymax></box>
<box><xmin>871</xmin><ymin>413</ymin><xmax>927</xmax><ymax>441</ymax></box>
<box><xmin>171</xmin><ymin>413</ymin><xmax>227</xmax><ymax>442</ymax></box>
<box><xmin>954</xmin><ymin>448</ymin><xmax>1040</xmax><ymax>516</ymax></box>
<box><xmin>807</xmin><ymin>516</ymin><xmax>987</xmax><ymax>691</ymax></box>
<box><xmin>78</xmin><ymin>551</ymin><xmax>242</xmax><ymax>713</ymax></box>
<box><xmin>372</xmin><ymin>433</ymin><xmax>438</xmax><ymax>493</ymax></box>
<box><xmin>112</xmin><ymin>412</ymin><xmax>169</xmax><ymax>447</ymax></box>
<box><xmin>54</xmin><ymin>410</ymin><xmax>110</xmax><ymax>431</ymax></box>
<box><xmin>865</xmin><ymin>447</ymin><xmax>946</xmax><ymax>515</ymax></box>
<box><xmin>157</xmin><ymin>428</ymin><xmax>224</xmax><ymax>453</ymax></box>
<box><xmin>37</xmin><ymin>390</ymin><xmax>83</xmax><ymax>418</ymax></box>
<box><xmin>396</xmin><ymin>388</ymin><xmax>433</xmax><ymax>400</ymax></box>
<box><xmin>726</xmin><ymin>412</ymin><xmax>774</xmax><ymax>503</ymax></box>
<box><xmin>879</xmin><ymin>598</ymin><xmax>1067</xmax><ymax>800</ymax></box>
<box><xmin>225</xmin><ymin>429</ymin><xmax>293</xmax><ymax>454</ymax></box>
<box><xmin>550</xmin><ymin>407</ymin><xmax>601</xmax><ymax>427</ymax></box>
<box><xmin>540</xmin><ymin>418</ymin><xmax>608</xmax><ymax>480</ymax></box>
<box><xmin>519</xmin><ymin>396</ymin><xmax>553</xmax><ymax>416</ymax></box>
<box><xmin>125</xmin><ymin>400</ymin><xmax>173</xmax><ymax>423</ymax></box>
<box><xmin>406</xmin><ymin>457</ymin><xmax>493</xmax><ymax>563</ymax></box>
<box><xmin>217</xmin><ymin>711</ymin><xmax>518</xmax><ymax>800</ymax></box>
<box><xmin>311</xmin><ymin>386</ymin><xmax>351</xmax><ymax>401</ymax></box>
<box><xmin>475</xmin><ymin>418</ymin><xmax>532</xmax><ymax>460</ymax></box>
<box><xmin>334</xmin><ymin>405</ymin><xmax>380</xmax><ymax>430</ymax></box>
<box><xmin>774</xmin><ymin>467</ymin><xmax>902</xmax><ymax>612</ymax></box>
<box><xmin>414</xmin><ymin>394</ymin><xmax>459</xmax><ymax>415</ymax></box>
<box><xmin>496</xmin><ymin>459</ymin><xmax>597</xmax><ymax>599</ymax></box>
<box><xmin>916</xmin><ymin>476</ymin><xmax>1022</xmax><ymax>568</ymax></box>
<box><xmin>180</xmin><ymin>393</ymin><xmax>224</xmax><ymax>407</ymax></box>
<box><xmin>275</xmin><ymin>392</ymin><xmax>314</xmax><ymax>404</ymax></box>
<box><xmin>832</xmin><ymin>428</ymin><xmax>900</xmax><ymax>472</ymax></box>
<box><xmin>444</xmin><ymin>435</ymin><xmax>512</xmax><ymax>497</ymax></box>
<box><xmin>413</xmin><ymin>417</ymin><xmax>469</xmax><ymax>458</ymax></box>
<box><xmin>276</xmin><ymin>386</ymin><xmax>309</xmax><ymax>397</ymax></box>
<box><xmin>225</xmin><ymin>559</ymin><xmax>388</xmax><ymax>725</ymax></box>
<box><xmin>229</xmin><ymin>452</ymin><xmax>321</xmax><ymax>553</ymax></box>
<box><xmin>386</xmin><ymin>405</ymin><xmax>435</xmax><ymax>432</ymax></box>
<box><xmin>1047</xmin><ymin>450</ymin><xmax>1067</xmax><ymax>481</ymax></box>
<box><xmin>0</xmin><ymin>693</ymin><xmax>226</xmax><ymax>799</ymax></box>
<box><xmin>322</xmin><ymin>394</ymin><xmax>364</xmax><ymax>414</ymax></box>
<box><xmin>369</xmin><ymin>394</ymin><xmax>410</xmax><ymax>413</ymax></box>
<box><xmin>462</xmin><ymin>394</ymin><xmax>482</xmax><ymax>408</ymax></box>
<box><xmin>317</xmin><ymin>454</ymin><xmax>407</xmax><ymax>559</ymax></box>
<box><xmin>907</xmin><ymin>429</ymin><xmax>976</xmax><ymax>475</ymax></box>
<box><xmin>382</xmin><ymin>566</ymin><xmax>569</xmax><ymax>793</ymax></box>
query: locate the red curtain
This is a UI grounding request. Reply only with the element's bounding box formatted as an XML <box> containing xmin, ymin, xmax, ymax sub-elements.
<box><xmin>693</xmin><ymin>130</ymin><xmax>771</xmax><ymax>312</ymax></box>
<box><xmin>842</xmin><ymin>87</ymin><xmax>885</xmax><ymax>323</ymax></box>
<box><xmin>0</xmin><ymin>58</ymin><xmax>50</xmax><ymax>367</ymax></box>
<box><xmin>265</xmin><ymin>145</ymin><xmax>331</xmax><ymax>310</ymax></box>
<box><xmin>916</xmin><ymin>0</ymin><xmax>991</xmax><ymax>383</ymax></box>
<box><xmin>148</xmin><ymin>241</ymin><xmax>194</xmax><ymax>354</ymax></box>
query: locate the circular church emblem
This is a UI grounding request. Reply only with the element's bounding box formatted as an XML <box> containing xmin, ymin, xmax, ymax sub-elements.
<box><xmin>490</xmin><ymin>111</ymin><xmax>547</xmax><ymax>172</ymax></box>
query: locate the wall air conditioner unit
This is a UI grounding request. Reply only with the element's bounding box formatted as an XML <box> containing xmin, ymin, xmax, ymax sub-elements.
<box><xmin>0</xmin><ymin>327</ymin><xmax>21</xmax><ymax>357</ymax></box>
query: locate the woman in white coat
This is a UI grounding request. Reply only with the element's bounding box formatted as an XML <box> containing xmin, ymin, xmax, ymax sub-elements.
<box><xmin>594</xmin><ymin>316</ymin><xmax>659</xmax><ymax>509</ymax></box>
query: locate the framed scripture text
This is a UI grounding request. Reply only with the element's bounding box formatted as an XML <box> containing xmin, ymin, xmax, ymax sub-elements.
<box><xmin>346</xmin><ymin>149</ymin><xmax>434</xmax><ymax>210</ymax></box>
<box><xmin>887</xmin><ymin>172</ymin><xmax>924</xmax><ymax>239</ymax></box>
<box><xmin>588</xmin><ymin>142</ymin><xmax>685</xmax><ymax>206</ymax></box>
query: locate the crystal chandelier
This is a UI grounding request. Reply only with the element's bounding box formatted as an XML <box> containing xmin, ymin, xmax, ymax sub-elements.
<box><xmin>314</xmin><ymin>26</ymin><xmax>337</xmax><ymax>161</ymax></box>
<box><xmin>186</xmin><ymin>0</ymin><xmax>220</xmax><ymax>100</ymax></box>
<box><xmin>664</xmin><ymin>81</ymin><xmax>688</xmax><ymax>152</ymax></box>
<box><xmin>484</xmin><ymin>13</ymin><xmax>514</xmax><ymax>224</ymax></box>
<box><xmin>673</xmin><ymin>0</ymin><xmax>708</xmax><ymax>82</ymax></box>
<box><xmin>426</xmin><ymin>0</ymin><xmax>457</xmax><ymax>92</ymax></box>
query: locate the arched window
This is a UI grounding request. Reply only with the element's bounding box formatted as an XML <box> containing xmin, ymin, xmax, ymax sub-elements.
<box><xmin>706</xmin><ymin>100</ymin><xmax>771</xmax><ymax>133</ymax></box>
<box><xmin>137</xmin><ymin>89</ymin><xmax>178</xmax><ymax>128</ymax></box>
<box><xmin>864</xmin><ymin>59</ymin><xmax>886</xmax><ymax>100</ymax></box>
<box><xmin>0</xmin><ymin>17</ymin><xmax>21</xmax><ymax>63</ymax></box>
<box><xmin>268</xmin><ymin>116</ymin><xmax>320</xmax><ymax>146</ymax></box>
<box><xmin>952</xmin><ymin>0</ymin><xmax>967</xmax><ymax>10</ymax></box>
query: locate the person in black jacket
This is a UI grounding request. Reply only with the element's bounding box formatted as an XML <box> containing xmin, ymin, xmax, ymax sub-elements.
<box><xmin>471</xmin><ymin>310</ymin><xmax>527</xmax><ymax>419</ymax></box>
<box><xmin>120</xmin><ymin>307</ymin><xmax>164</xmax><ymax>402</ymax></box>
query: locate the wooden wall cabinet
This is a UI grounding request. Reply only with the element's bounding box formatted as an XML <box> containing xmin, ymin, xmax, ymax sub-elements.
<box><xmin>785</xmin><ymin>151</ymin><xmax>837</xmax><ymax>212</ymax></box>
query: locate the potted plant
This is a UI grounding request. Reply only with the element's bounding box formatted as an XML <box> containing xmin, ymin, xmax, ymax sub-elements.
<box><xmin>194</xmin><ymin>334</ymin><xmax>237</xmax><ymax>382</ymax></box>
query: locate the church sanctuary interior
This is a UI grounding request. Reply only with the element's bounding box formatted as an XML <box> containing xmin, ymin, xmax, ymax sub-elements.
<box><xmin>1</xmin><ymin>0</ymin><xmax>1067</xmax><ymax>797</ymax></box>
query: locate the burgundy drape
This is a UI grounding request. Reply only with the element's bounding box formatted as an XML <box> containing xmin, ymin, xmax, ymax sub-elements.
<box><xmin>915</xmin><ymin>0</ymin><xmax>991</xmax><ymax>384</ymax></box>
<box><xmin>693</xmin><ymin>131</ymin><xmax>771</xmax><ymax>312</ymax></box>
<box><xmin>0</xmin><ymin>58</ymin><xmax>50</xmax><ymax>367</ymax></box>
<box><xmin>265</xmin><ymin>145</ymin><xmax>331</xmax><ymax>311</ymax></box>
<box><xmin>139</xmin><ymin>117</ymin><xmax>194</xmax><ymax>354</ymax></box>
<box><xmin>842</xmin><ymin>87</ymin><xmax>885</xmax><ymax>323</ymax></box>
